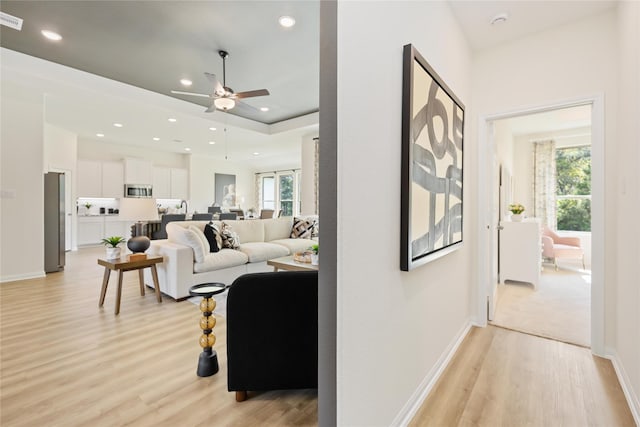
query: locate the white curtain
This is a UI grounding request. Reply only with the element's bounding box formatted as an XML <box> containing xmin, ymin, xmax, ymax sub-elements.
<box><xmin>533</xmin><ymin>140</ymin><xmax>557</xmax><ymax>228</ymax></box>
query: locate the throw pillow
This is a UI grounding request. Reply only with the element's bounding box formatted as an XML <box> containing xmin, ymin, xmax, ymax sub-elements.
<box><xmin>220</xmin><ymin>223</ymin><xmax>240</xmax><ymax>249</ymax></box>
<box><xmin>203</xmin><ymin>223</ymin><xmax>221</xmax><ymax>253</ymax></box>
<box><xmin>189</xmin><ymin>225</ymin><xmax>210</xmax><ymax>254</ymax></box>
<box><xmin>291</xmin><ymin>217</ymin><xmax>315</xmax><ymax>239</ymax></box>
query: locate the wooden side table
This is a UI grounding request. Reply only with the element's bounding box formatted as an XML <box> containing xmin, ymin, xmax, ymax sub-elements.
<box><xmin>97</xmin><ymin>255</ymin><xmax>163</xmax><ymax>315</ymax></box>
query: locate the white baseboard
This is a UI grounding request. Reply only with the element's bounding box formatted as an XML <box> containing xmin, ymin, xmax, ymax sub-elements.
<box><xmin>391</xmin><ymin>319</ymin><xmax>475</xmax><ymax>426</ymax></box>
<box><xmin>0</xmin><ymin>271</ymin><xmax>45</xmax><ymax>283</ymax></box>
<box><xmin>606</xmin><ymin>349</ymin><xmax>640</xmax><ymax>426</ymax></box>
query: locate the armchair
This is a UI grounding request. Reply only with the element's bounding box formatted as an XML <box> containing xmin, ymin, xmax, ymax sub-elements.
<box><xmin>541</xmin><ymin>226</ymin><xmax>585</xmax><ymax>270</ymax></box>
<box><xmin>226</xmin><ymin>271</ymin><xmax>318</xmax><ymax>402</ymax></box>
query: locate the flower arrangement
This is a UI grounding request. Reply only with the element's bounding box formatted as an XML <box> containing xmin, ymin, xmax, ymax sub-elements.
<box><xmin>508</xmin><ymin>204</ymin><xmax>525</xmax><ymax>215</ymax></box>
<box><xmin>310</xmin><ymin>243</ymin><xmax>319</xmax><ymax>255</ymax></box>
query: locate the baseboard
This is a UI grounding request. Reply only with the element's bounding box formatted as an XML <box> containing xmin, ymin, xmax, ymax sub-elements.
<box><xmin>606</xmin><ymin>349</ymin><xmax>640</xmax><ymax>426</ymax></box>
<box><xmin>391</xmin><ymin>319</ymin><xmax>475</xmax><ymax>426</ymax></box>
<box><xmin>0</xmin><ymin>271</ymin><xmax>46</xmax><ymax>283</ymax></box>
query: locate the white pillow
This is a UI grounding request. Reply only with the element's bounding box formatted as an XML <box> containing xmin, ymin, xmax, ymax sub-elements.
<box><xmin>167</xmin><ymin>223</ymin><xmax>207</xmax><ymax>263</ymax></box>
<box><xmin>189</xmin><ymin>225</ymin><xmax>210</xmax><ymax>254</ymax></box>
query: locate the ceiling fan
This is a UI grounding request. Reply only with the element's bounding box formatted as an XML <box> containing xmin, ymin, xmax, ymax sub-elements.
<box><xmin>171</xmin><ymin>50</ymin><xmax>270</xmax><ymax>113</ymax></box>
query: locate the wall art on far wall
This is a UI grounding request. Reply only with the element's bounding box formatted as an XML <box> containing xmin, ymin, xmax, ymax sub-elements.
<box><xmin>401</xmin><ymin>43</ymin><xmax>465</xmax><ymax>271</ymax></box>
<box><xmin>215</xmin><ymin>173</ymin><xmax>236</xmax><ymax>208</ymax></box>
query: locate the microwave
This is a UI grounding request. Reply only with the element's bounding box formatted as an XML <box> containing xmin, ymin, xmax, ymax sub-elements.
<box><xmin>124</xmin><ymin>184</ymin><xmax>153</xmax><ymax>198</ymax></box>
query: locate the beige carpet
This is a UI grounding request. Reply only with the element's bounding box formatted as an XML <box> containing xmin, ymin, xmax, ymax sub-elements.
<box><xmin>490</xmin><ymin>267</ymin><xmax>591</xmax><ymax>347</ymax></box>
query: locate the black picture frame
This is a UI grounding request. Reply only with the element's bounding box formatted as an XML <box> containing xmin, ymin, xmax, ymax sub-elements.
<box><xmin>401</xmin><ymin>44</ymin><xmax>465</xmax><ymax>271</ymax></box>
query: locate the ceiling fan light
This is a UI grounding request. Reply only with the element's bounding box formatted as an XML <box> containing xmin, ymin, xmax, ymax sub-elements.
<box><xmin>214</xmin><ymin>97</ymin><xmax>235</xmax><ymax>110</ymax></box>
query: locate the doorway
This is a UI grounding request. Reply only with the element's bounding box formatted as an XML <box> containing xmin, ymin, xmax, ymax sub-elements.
<box><xmin>489</xmin><ymin>105</ymin><xmax>593</xmax><ymax>347</ymax></box>
<box><xmin>477</xmin><ymin>95</ymin><xmax>605</xmax><ymax>355</ymax></box>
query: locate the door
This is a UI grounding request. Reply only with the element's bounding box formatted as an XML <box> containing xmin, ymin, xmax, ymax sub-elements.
<box><xmin>486</xmin><ymin>122</ymin><xmax>500</xmax><ymax>320</ymax></box>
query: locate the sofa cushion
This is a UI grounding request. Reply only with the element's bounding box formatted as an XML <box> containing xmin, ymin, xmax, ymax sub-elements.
<box><xmin>194</xmin><ymin>249</ymin><xmax>249</xmax><ymax>273</ymax></box>
<box><xmin>238</xmin><ymin>242</ymin><xmax>289</xmax><ymax>263</ymax></box>
<box><xmin>222</xmin><ymin>219</ymin><xmax>265</xmax><ymax>243</ymax></box>
<box><xmin>264</xmin><ymin>217</ymin><xmax>294</xmax><ymax>241</ymax></box>
<box><xmin>291</xmin><ymin>217</ymin><xmax>315</xmax><ymax>238</ymax></box>
<box><xmin>167</xmin><ymin>223</ymin><xmax>207</xmax><ymax>263</ymax></box>
<box><xmin>270</xmin><ymin>238</ymin><xmax>317</xmax><ymax>254</ymax></box>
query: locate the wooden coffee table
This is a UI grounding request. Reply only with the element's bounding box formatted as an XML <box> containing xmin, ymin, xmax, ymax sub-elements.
<box><xmin>97</xmin><ymin>255</ymin><xmax>163</xmax><ymax>314</ymax></box>
<box><xmin>267</xmin><ymin>255</ymin><xmax>318</xmax><ymax>272</ymax></box>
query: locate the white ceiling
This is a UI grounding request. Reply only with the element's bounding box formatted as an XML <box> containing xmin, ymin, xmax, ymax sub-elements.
<box><xmin>503</xmin><ymin>104</ymin><xmax>592</xmax><ymax>136</ymax></box>
<box><xmin>449</xmin><ymin>0</ymin><xmax>617</xmax><ymax>51</ymax></box>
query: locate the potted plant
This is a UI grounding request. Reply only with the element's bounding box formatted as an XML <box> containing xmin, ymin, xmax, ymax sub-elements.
<box><xmin>101</xmin><ymin>236</ymin><xmax>126</xmax><ymax>259</ymax></box>
<box><xmin>508</xmin><ymin>204</ymin><xmax>525</xmax><ymax>222</ymax></box>
<box><xmin>84</xmin><ymin>202</ymin><xmax>92</xmax><ymax>215</ymax></box>
<box><xmin>310</xmin><ymin>243</ymin><xmax>319</xmax><ymax>266</ymax></box>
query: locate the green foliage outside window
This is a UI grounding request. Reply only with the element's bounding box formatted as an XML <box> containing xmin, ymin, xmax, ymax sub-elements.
<box><xmin>556</xmin><ymin>146</ymin><xmax>591</xmax><ymax>231</ymax></box>
<box><xmin>279</xmin><ymin>175</ymin><xmax>294</xmax><ymax>217</ymax></box>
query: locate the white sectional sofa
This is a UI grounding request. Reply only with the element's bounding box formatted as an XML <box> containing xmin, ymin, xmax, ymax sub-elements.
<box><xmin>144</xmin><ymin>217</ymin><xmax>317</xmax><ymax>300</ymax></box>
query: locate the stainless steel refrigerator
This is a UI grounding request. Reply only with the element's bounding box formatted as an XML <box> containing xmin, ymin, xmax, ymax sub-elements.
<box><xmin>44</xmin><ymin>172</ymin><xmax>65</xmax><ymax>272</ymax></box>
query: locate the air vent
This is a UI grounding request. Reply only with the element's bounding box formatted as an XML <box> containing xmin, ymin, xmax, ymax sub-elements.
<box><xmin>0</xmin><ymin>12</ymin><xmax>23</xmax><ymax>31</ymax></box>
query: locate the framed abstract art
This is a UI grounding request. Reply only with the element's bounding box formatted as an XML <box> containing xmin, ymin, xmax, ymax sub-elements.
<box><xmin>401</xmin><ymin>44</ymin><xmax>465</xmax><ymax>271</ymax></box>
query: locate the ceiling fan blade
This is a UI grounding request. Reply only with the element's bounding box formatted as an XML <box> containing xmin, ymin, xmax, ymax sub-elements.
<box><xmin>171</xmin><ymin>90</ymin><xmax>211</xmax><ymax>98</ymax></box>
<box><xmin>235</xmin><ymin>89</ymin><xmax>270</xmax><ymax>99</ymax></box>
<box><xmin>204</xmin><ymin>72</ymin><xmax>224</xmax><ymax>94</ymax></box>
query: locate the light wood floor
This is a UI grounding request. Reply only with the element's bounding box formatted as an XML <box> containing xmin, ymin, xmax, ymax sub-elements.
<box><xmin>0</xmin><ymin>247</ymin><xmax>317</xmax><ymax>427</ymax></box>
<box><xmin>410</xmin><ymin>325</ymin><xmax>636</xmax><ymax>427</ymax></box>
<box><xmin>2</xmin><ymin>249</ymin><xmax>635</xmax><ymax>426</ymax></box>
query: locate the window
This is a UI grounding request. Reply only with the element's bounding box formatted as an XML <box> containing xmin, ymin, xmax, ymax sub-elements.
<box><xmin>279</xmin><ymin>174</ymin><xmax>294</xmax><ymax>217</ymax></box>
<box><xmin>259</xmin><ymin>171</ymin><xmax>300</xmax><ymax>216</ymax></box>
<box><xmin>556</xmin><ymin>146</ymin><xmax>591</xmax><ymax>231</ymax></box>
<box><xmin>262</xmin><ymin>176</ymin><xmax>275</xmax><ymax>210</ymax></box>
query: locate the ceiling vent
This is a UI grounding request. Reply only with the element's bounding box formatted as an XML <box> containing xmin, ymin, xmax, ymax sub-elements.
<box><xmin>1</xmin><ymin>12</ymin><xmax>23</xmax><ymax>31</ymax></box>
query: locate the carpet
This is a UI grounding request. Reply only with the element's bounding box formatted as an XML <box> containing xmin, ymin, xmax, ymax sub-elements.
<box><xmin>188</xmin><ymin>289</ymin><xmax>227</xmax><ymax>317</ymax></box>
<box><xmin>490</xmin><ymin>267</ymin><xmax>591</xmax><ymax>347</ymax></box>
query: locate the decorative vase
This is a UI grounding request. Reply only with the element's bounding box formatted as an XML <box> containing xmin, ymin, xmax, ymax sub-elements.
<box><xmin>511</xmin><ymin>214</ymin><xmax>523</xmax><ymax>222</ymax></box>
<box><xmin>311</xmin><ymin>254</ymin><xmax>319</xmax><ymax>266</ymax></box>
<box><xmin>106</xmin><ymin>247</ymin><xmax>121</xmax><ymax>259</ymax></box>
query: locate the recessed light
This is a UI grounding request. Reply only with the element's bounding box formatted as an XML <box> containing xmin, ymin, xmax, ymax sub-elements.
<box><xmin>209</xmin><ymin>141</ymin><xmax>216</xmax><ymax>145</ymax></box>
<box><xmin>278</xmin><ymin>16</ymin><xmax>295</xmax><ymax>28</ymax></box>
<box><xmin>168</xmin><ymin>118</ymin><xmax>177</xmax><ymax>122</ymax></box>
<box><xmin>96</xmin><ymin>133</ymin><xmax>104</xmax><ymax>137</ymax></box>
<box><xmin>41</xmin><ymin>30</ymin><xmax>62</xmax><ymax>41</ymax></box>
<box><xmin>113</xmin><ymin>123</ymin><xmax>123</xmax><ymax>128</ymax></box>
<box><xmin>253</xmin><ymin>152</ymin><xmax>260</xmax><ymax>156</ymax></box>
<box><xmin>260</xmin><ymin>107</ymin><xmax>269</xmax><ymax>112</ymax></box>
<box><xmin>153</xmin><ymin>137</ymin><xmax>160</xmax><ymax>141</ymax></box>
<box><xmin>185</xmin><ymin>148</ymin><xmax>191</xmax><ymax>152</ymax></box>
<box><xmin>180</xmin><ymin>79</ymin><xmax>192</xmax><ymax>86</ymax></box>
<box><xmin>490</xmin><ymin>13</ymin><xmax>509</xmax><ymax>25</ymax></box>
<box><xmin>209</xmin><ymin>127</ymin><xmax>216</xmax><ymax>131</ymax></box>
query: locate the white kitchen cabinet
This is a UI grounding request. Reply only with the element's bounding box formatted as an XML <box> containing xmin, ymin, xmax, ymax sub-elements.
<box><xmin>153</xmin><ymin>167</ymin><xmax>188</xmax><ymax>199</ymax></box>
<box><xmin>170</xmin><ymin>168</ymin><xmax>188</xmax><ymax>199</ymax></box>
<box><xmin>152</xmin><ymin>167</ymin><xmax>171</xmax><ymax>199</ymax></box>
<box><xmin>77</xmin><ymin>160</ymin><xmax>102</xmax><ymax>198</ymax></box>
<box><xmin>101</xmin><ymin>161</ymin><xmax>124</xmax><ymax>198</ymax></box>
<box><xmin>124</xmin><ymin>157</ymin><xmax>153</xmax><ymax>185</ymax></box>
<box><xmin>499</xmin><ymin>219</ymin><xmax>541</xmax><ymax>289</ymax></box>
<box><xmin>104</xmin><ymin>217</ymin><xmax>133</xmax><ymax>239</ymax></box>
<box><xmin>77</xmin><ymin>217</ymin><xmax>104</xmax><ymax>246</ymax></box>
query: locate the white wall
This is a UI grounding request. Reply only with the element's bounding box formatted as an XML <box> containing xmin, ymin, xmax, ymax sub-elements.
<box><xmin>0</xmin><ymin>83</ymin><xmax>45</xmax><ymax>282</ymax></box>
<box><xmin>615</xmin><ymin>0</ymin><xmax>640</xmax><ymax>420</ymax></box>
<box><xmin>78</xmin><ymin>138</ymin><xmax>189</xmax><ymax>168</ymax></box>
<box><xmin>472</xmin><ymin>9</ymin><xmax>618</xmax><ymax>350</ymax></box>
<box><xmin>337</xmin><ymin>2</ymin><xmax>472</xmax><ymax>424</ymax></box>
<box><xmin>188</xmin><ymin>155</ymin><xmax>255</xmax><ymax>214</ymax></box>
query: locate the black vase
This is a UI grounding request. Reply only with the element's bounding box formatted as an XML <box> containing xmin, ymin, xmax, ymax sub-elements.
<box><xmin>127</xmin><ymin>236</ymin><xmax>150</xmax><ymax>253</ymax></box>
